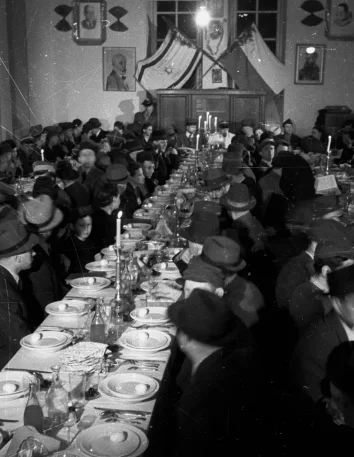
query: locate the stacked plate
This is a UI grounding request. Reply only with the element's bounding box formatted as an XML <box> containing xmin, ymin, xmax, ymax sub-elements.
<box><xmin>20</xmin><ymin>331</ymin><xmax>72</xmax><ymax>353</ymax></box>
<box><xmin>101</xmin><ymin>245</ymin><xmax>117</xmax><ymax>260</ymax></box>
<box><xmin>123</xmin><ymin>223</ymin><xmax>151</xmax><ymax>236</ymax></box>
<box><xmin>45</xmin><ymin>300</ymin><xmax>88</xmax><ymax>317</ymax></box>
<box><xmin>99</xmin><ymin>372</ymin><xmax>159</xmax><ymax>403</ymax></box>
<box><xmin>153</xmin><ymin>262</ymin><xmax>181</xmax><ymax>279</ymax></box>
<box><xmin>69</xmin><ymin>277</ymin><xmax>111</xmax><ymax>291</ymax></box>
<box><xmin>77</xmin><ymin>423</ymin><xmax>148</xmax><ymax>457</ymax></box>
<box><xmin>0</xmin><ymin>371</ymin><xmax>35</xmax><ymax>401</ymax></box>
<box><xmin>130</xmin><ymin>307</ymin><xmax>169</xmax><ymax>325</ymax></box>
<box><xmin>119</xmin><ymin>330</ymin><xmax>171</xmax><ymax>353</ymax></box>
<box><xmin>85</xmin><ymin>261</ymin><xmax>116</xmax><ymax>273</ymax></box>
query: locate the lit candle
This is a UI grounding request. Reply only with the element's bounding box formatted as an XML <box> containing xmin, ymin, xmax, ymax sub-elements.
<box><xmin>196</xmin><ymin>134</ymin><xmax>200</xmax><ymax>151</ymax></box>
<box><xmin>209</xmin><ymin>115</ymin><xmax>212</xmax><ymax>129</ymax></box>
<box><xmin>198</xmin><ymin>115</ymin><xmax>202</xmax><ymax>130</ymax></box>
<box><xmin>40</xmin><ymin>149</ymin><xmax>44</xmax><ymax>161</ymax></box>
<box><xmin>204</xmin><ymin>121</ymin><xmax>207</xmax><ymax>131</ymax></box>
<box><xmin>116</xmin><ymin>210</ymin><xmax>123</xmax><ymax>248</ymax></box>
<box><xmin>214</xmin><ymin>117</ymin><xmax>218</xmax><ymax>132</ymax></box>
<box><xmin>327</xmin><ymin>135</ymin><xmax>332</xmax><ymax>153</ymax></box>
<box><xmin>206</xmin><ymin>112</ymin><xmax>209</xmax><ymax>124</ymax></box>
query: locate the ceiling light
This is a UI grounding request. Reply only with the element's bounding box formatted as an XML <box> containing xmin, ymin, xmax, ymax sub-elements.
<box><xmin>196</xmin><ymin>5</ymin><xmax>211</xmax><ymax>27</ymax></box>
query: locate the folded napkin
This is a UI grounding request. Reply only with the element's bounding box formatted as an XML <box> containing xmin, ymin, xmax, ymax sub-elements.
<box><xmin>118</xmin><ymin>349</ymin><xmax>169</xmax><ymax>361</ymax></box>
<box><xmin>5</xmin><ymin>426</ymin><xmax>60</xmax><ymax>457</ymax></box>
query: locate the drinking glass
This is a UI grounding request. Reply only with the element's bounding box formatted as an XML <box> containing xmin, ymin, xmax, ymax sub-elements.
<box><xmin>68</xmin><ymin>371</ymin><xmax>86</xmax><ymax>408</ymax></box>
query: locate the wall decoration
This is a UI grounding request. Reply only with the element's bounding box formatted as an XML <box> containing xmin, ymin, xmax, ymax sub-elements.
<box><xmin>301</xmin><ymin>14</ymin><xmax>323</xmax><ymax>25</ymax></box>
<box><xmin>109</xmin><ymin>6</ymin><xmax>128</xmax><ymax>31</ymax></box>
<box><xmin>301</xmin><ymin>0</ymin><xmax>324</xmax><ymax>25</ymax></box>
<box><xmin>103</xmin><ymin>47</ymin><xmax>136</xmax><ymax>91</ymax></box>
<box><xmin>294</xmin><ymin>44</ymin><xmax>326</xmax><ymax>85</ymax></box>
<box><xmin>211</xmin><ymin>68</ymin><xmax>222</xmax><ymax>84</ymax></box>
<box><xmin>325</xmin><ymin>0</ymin><xmax>354</xmax><ymax>40</ymax></box>
<box><xmin>72</xmin><ymin>0</ymin><xmax>107</xmax><ymax>45</ymax></box>
<box><xmin>55</xmin><ymin>4</ymin><xmax>73</xmax><ymax>31</ymax></box>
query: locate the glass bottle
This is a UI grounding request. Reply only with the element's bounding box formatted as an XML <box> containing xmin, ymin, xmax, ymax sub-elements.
<box><xmin>109</xmin><ymin>247</ymin><xmax>131</xmax><ymax>328</ymax></box>
<box><xmin>90</xmin><ymin>300</ymin><xmax>105</xmax><ymax>343</ymax></box>
<box><xmin>127</xmin><ymin>252</ymin><xmax>139</xmax><ymax>292</ymax></box>
<box><xmin>23</xmin><ymin>383</ymin><xmax>44</xmax><ymax>433</ymax></box>
<box><xmin>46</xmin><ymin>366</ymin><xmax>69</xmax><ymax>425</ymax></box>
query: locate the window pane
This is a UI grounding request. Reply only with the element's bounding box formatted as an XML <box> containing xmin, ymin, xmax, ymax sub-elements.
<box><xmin>259</xmin><ymin>0</ymin><xmax>278</xmax><ymax>10</ymax></box>
<box><xmin>178</xmin><ymin>1</ymin><xmax>197</xmax><ymax>12</ymax></box>
<box><xmin>265</xmin><ymin>40</ymin><xmax>276</xmax><ymax>55</ymax></box>
<box><xmin>178</xmin><ymin>14</ymin><xmax>197</xmax><ymax>40</ymax></box>
<box><xmin>157</xmin><ymin>1</ymin><xmax>176</xmax><ymax>12</ymax></box>
<box><xmin>157</xmin><ymin>14</ymin><xmax>175</xmax><ymax>40</ymax></box>
<box><xmin>237</xmin><ymin>13</ymin><xmax>256</xmax><ymax>34</ymax></box>
<box><xmin>258</xmin><ymin>13</ymin><xmax>277</xmax><ymax>38</ymax></box>
<box><xmin>237</xmin><ymin>0</ymin><xmax>256</xmax><ymax>11</ymax></box>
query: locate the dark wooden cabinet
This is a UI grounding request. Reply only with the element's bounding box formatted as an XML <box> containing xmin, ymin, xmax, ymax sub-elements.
<box><xmin>324</xmin><ymin>112</ymin><xmax>354</xmax><ymax>136</ymax></box>
<box><xmin>156</xmin><ymin>89</ymin><xmax>266</xmax><ymax>133</ymax></box>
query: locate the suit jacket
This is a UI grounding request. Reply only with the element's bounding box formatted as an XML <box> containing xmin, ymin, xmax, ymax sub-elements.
<box><xmin>173</xmin><ymin>335</ymin><xmax>262</xmax><ymax>457</ymax></box>
<box><xmin>120</xmin><ymin>181</ymin><xmax>144</xmax><ymax>219</ymax></box>
<box><xmin>0</xmin><ymin>266</ymin><xmax>34</xmax><ymax>369</ymax></box>
<box><xmin>275</xmin><ymin>251</ymin><xmax>314</xmax><ymax>308</ymax></box>
<box><xmin>77</xmin><ymin>166</ymin><xmax>104</xmax><ymax>197</ymax></box>
<box><xmin>133</xmin><ymin>111</ymin><xmax>157</xmax><ymax>129</ymax></box>
<box><xmin>90</xmin><ymin>129</ymin><xmax>108</xmax><ymax>143</ymax></box>
<box><xmin>276</xmin><ymin>133</ymin><xmax>302</xmax><ymax>149</ymax></box>
<box><xmin>176</xmin><ymin>133</ymin><xmax>207</xmax><ymax>149</ymax></box>
<box><xmin>289</xmin><ymin>311</ymin><xmax>348</xmax><ymax>403</ymax></box>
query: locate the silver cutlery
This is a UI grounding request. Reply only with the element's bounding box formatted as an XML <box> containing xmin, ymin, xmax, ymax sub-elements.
<box><xmin>94</xmin><ymin>407</ymin><xmax>150</xmax><ymax>417</ymax></box>
<box><xmin>127</xmin><ymin>366</ymin><xmax>159</xmax><ymax>372</ymax></box>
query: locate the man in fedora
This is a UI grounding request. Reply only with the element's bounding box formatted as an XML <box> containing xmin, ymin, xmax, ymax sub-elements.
<box><xmin>168</xmin><ymin>288</ymin><xmax>261</xmax><ymax>456</ymax></box>
<box><xmin>19</xmin><ymin>194</ymin><xmax>68</xmax><ymax>311</ymax></box>
<box><xmin>103</xmin><ymin>163</ymin><xmax>129</xmax><ymax>196</ymax></box>
<box><xmin>222</xmin><ymin>145</ymin><xmax>258</xmax><ymax>198</ymax></box>
<box><xmin>176</xmin><ymin>119</ymin><xmax>206</xmax><ymax>150</ymax></box>
<box><xmin>175</xmin><ymin>211</ymin><xmax>220</xmax><ymax>273</ymax></box>
<box><xmin>276</xmin><ymin>119</ymin><xmax>301</xmax><ymax>150</ymax></box>
<box><xmin>202</xmin><ymin>168</ymin><xmax>230</xmax><ymax>200</ymax></box>
<box><xmin>220</xmin><ymin>183</ymin><xmax>267</xmax><ymax>256</ymax></box>
<box><xmin>88</xmin><ymin>118</ymin><xmax>107</xmax><ymax>143</ymax></box>
<box><xmin>151</xmin><ymin>129</ymin><xmax>180</xmax><ymax>185</ymax></box>
<box><xmin>255</xmin><ymin>138</ymin><xmax>276</xmax><ymax>180</ymax></box>
<box><xmin>0</xmin><ymin>216</ymin><xmax>40</xmax><ymax>368</ymax></box>
<box><xmin>133</xmin><ymin>98</ymin><xmax>157</xmax><ymax>129</ymax></box>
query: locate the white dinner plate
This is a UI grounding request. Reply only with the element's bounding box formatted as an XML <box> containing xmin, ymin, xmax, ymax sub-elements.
<box><xmin>70</xmin><ymin>277</ymin><xmax>111</xmax><ymax>291</ymax></box>
<box><xmin>85</xmin><ymin>261</ymin><xmax>116</xmax><ymax>272</ymax></box>
<box><xmin>123</xmin><ymin>223</ymin><xmax>151</xmax><ymax>232</ymax></box>
<box><xmin>105</xmin><ymin>372</ymin><xmax>158</xmax><ymax>400</ymax></box>
<box><xmin>20</xmin><ymin>331</ymin><xmax>72</xmax><ymax>352</ymax></box>
<box><xmin>101</xmin><ymin>245</ymin><xmax>117</xmax><ymax>256</ymax></box>
<box><xmin>45</xmin><ymin>300</ymin><xmax>88</xmax><ymax>317</ymax></box>
<box><xmin>0</xmin><ymin>371</ymin><xmax>36</xmax><ymax>400</ymax></box>
<box><xmin>153</xmin><ymin>262</ymin><xmax>179</xmax><ymax>274</ymax></box>
<box><xmin>119</xmin><ymin>329</ymin><xmax>171</xmax><ymax>352</ymax></box>
<box><xmin>130</xmin><ymin>306</ymin><xmax>169</xmax><ymax>324</ymax></box>
<box><xmin>77</xmin><ymin>423</ymin><xmax>148</xmax><ymax>457</ymax></box>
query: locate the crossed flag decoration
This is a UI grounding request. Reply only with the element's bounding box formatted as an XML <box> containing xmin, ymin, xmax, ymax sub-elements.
<box><xmin>54</xmin><ymin>3</ymin><xmax>128</xmax><ymax>33</ymax></box>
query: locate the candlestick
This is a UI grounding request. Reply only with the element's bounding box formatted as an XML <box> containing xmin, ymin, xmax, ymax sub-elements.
<box><xmin>214</xmin><ymin>117</ymin><xmax>218</xmax><ymax>132</ymax></box>
<box><xmin>327</xmin><ymin>135</ymin><xmax>332</xmax><ymax>153</ymax></box>
<box><xmin>40</xmin><ymin>149</ymin><xmax>44</xmax><ymax>161</ymax></box>
<box><xmin>116</xmin><ymin>210</ymin><xmax>122</xmax><ymax>249</ymax></box>
<box><xmin>208</xmin><ymin>115</ymin><xmax>212</xmax><ymax>129</ymax></box>
<box><xmin>196</xmin><ymin>134</ymin><xmax>200</xmax><ymax>151</ymax></box>
<box><xmin>204</xmin><ymin>121</ymin><xmax>207</xmax><ymax>131</ymax></box>
<box><xmin>206</xmin><ymin>112</ymin><xmax>209</xmax><ymax>123</ymax></box>
<box><xmin>198</xmin><ymin>115</ymin><xmax>202</xmax><ymax>130</ymax></box>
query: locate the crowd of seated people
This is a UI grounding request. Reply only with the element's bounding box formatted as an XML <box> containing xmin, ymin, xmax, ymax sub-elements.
<box><xmin>1</xmin><ymin>109</ymin><xmax>354</xmax><ymax>455</ymax></box>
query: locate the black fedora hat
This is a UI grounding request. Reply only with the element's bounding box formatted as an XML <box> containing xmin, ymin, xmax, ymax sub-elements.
<box><xmin>56</xmin><ymin>160</ymin><xmax>79</xmax><ymax>181</ymax></box>
<box><xmin>220</xmin><ymin>183</ymin><xmax>256</xmax><ymax>212</ymax></box>
<box><xmin>105</xmin><ymin>164</ymin><xmax>129</xmax><ymax>184</ymax></box>
<box><xmin>0</xmin><ymin>216</ymin><xmax>39</xmax><ymax>259</ymax></box>
<box><xmin>203</xmin><ymin>168</ymin><xmax>228</xmax><ymax>191</ymax></box>
<box><xmin>142</xmin><ymin>98</ymin><xmax>153</xmax><ymax>107</ymax></box>
<box><xmin>180</xmin><ymin>211</ymin><xmax>220</xmax><ymax>244</ymax></box>
<box><xmin>193</xmin><ymin>200</ymin><xmax>221</xmax><ymax>215</ymax></box>
<box><xmin>168</xmin><ymin>288</ymin><xmax>246</xmax><ymax>346</ymax></box>
<box><xmin>185</xmin><ymin>118</ymin><xmax>198</xmax><ymax>126</ymax></box>
<box><xmin>176</xmin><ymin>255</ymin><xmax>224</xmax><ymax>288</ymax></box>
<box><xmin>88</xmin><ymin>118</ymin><xmax>102</xmax><ymax>129</ymax></box>
<box><xmin>151</xmin><ymin>129</ymin><xmax>168</xmax><ymax>142</ymax></box>
<box><xmin>201</xmin><ymin>236</ymin><xmax>246</xmax><ymax>273</ymax></box>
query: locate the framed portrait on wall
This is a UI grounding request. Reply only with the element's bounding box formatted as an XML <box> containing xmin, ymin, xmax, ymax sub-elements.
<box><xmin>294</xmin><ymin>44</ymin><xmax>326</xmax><ymax>85</ymax></box>
<box><xmin>103</xmin><ymin>47</ymin><xmax>136</xmax><ymax>91</ymax></box>
<box><xmin>325</xmin><ymin>0</ymin><xmax>354</xmax><ymax>40</ymax></box>
<box><xmin>72</xmin><ymin>0</ymin><xmax>107</xmax><ymax>45</ymax></box>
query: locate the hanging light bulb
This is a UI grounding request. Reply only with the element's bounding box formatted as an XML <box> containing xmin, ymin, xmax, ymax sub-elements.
<box><xmin>196</xmin><ymin>5</ymin><xmax>211</xmax><ymax>27</ymax></box>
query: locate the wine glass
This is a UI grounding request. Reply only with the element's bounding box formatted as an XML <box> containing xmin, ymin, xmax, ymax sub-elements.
<box><xmin>18</xmin><ymin>437</ymin><xmax>48</xmax><ymax>457</ymax></box>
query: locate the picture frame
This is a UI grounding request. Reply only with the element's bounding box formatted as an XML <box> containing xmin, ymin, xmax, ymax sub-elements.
<box><xmin>294</xmin><ymin>44</ymin><xmax>326</xmax><ymax>85</ymax></box>
<box><xmin>325</xmin><ymin>0</ymin><xmax>354</xmax><ymax>40</ymax></box>
<box><xmin>72</xmin><ymin>0</ymin><xmax>107</xmax><ymax>46</ymax></box>
<box><xmin>103</xmin><ymin>47</ymin><xmax>136</xmax><ymax>92</ymax></box>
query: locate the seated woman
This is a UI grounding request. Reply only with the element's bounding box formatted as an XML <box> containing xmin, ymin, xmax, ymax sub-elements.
<box><xmin>140</xmin><ymin>122</ymin><xmax>153</xmax><ymax>147</ymax></box>
<box><xmin>120</xmin><ymin>162</ymin><xmax>145</xmax><ymax>219</ymax></box>
<box><xmin>61</xmin><ymin>212</ymin><xmax>96</xmax><ymax>276</ymax></box>
<box><xmin>91</xmin><ymin>181</ymin><xmax>121</xmax><ymax>251</ymax></box>
<box><xmin>300</xmin><ymin>125</ymin><xmax>326</xmax><ymax>154</ymax></box>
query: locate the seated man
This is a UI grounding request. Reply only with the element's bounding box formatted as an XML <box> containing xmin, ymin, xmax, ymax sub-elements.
<box><xmin>0</xmin><ymin>216</ymin><xmax>40</xmax><ymax>368</ymax></box>
<box><xmin>222</xmin><ymin>145</ymin><xmax>258</xmax><ymax>198</ymax></box>
<box><xmin>254</xmin><ymin>139</ymin><xmax>275</xmax><ymax>180</ymax></box>
<box><xmin>76</xmin><ymin>142</ymin><xmax>104</xmax><ymax>198</ymax></box>
<box><xmin>168</xmin><ymin>288</ymin><xmax>262</xmax><ymax>457</ymax></box>
<box><xmin>202</xmin><ymin>168</ymin><xmax>230</xmax><ymax>201</ymax></box>
<box><xmin>133</xmin><ymin>98</ymin><xmax>157</xmax><ymax>129</ymax></box>
<box><xmin>290</xmin><ymin>263</ymin><xmax>354</xmax><ymax>404</ymax></box>
<box><xmin>176</xmin><ymin>119</ymin><xmax>206</xmax><ymax>149</ymax></box>
<box><xmin>136</xmin><ymin>150</ymin><xmax>157</xmax><ymax>197</ymax></box>
<box><xmin>209</xmin><ymin>120</ymin><xmax>235</xmax><ymax>149</ymax></box>
<box><xmin>276</xmin><ymin>119</ymin><xmax>301</xmax><ymax>150</ymax></box>
<box><xmin>300</xmin><ymin>125</ymin><xmax>326</xmax><ymax>154</ymax></box>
